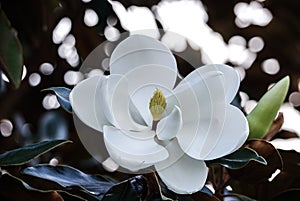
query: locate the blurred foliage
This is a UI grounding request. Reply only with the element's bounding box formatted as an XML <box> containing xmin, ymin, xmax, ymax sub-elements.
<box><xmin>0</xmin><ymin>7</ymin><xmax>23</xmax><ymax>88</ymax></box>
<box><xmin>0</xmin><ymin>0</ymin><xmax>299</xmax><ymax>200</ymax></box>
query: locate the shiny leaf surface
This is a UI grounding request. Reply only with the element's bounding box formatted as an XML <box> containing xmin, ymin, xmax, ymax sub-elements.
<box><xmin>44</xmin><ymin>87</ymin><xmax>72</xmax><ymax>113</ymax></box>
<box><xmin>22</xmin><ymin>164</ymin><xmax>116</xmax><ymax>200</ymax></box>
<box><xmin>0</xmin><ymin>140</ymin><xmax>71</xmax><ymax>166</ymax></box>
<box><xmin>206</xmin><ymin>147</ymin><xmax>267</xmax><ymax>169</ymax></box>
<box><xmin>0</xmin><ymin>7</ymin><xmax>23</xmax><ymax>88</ymax></box>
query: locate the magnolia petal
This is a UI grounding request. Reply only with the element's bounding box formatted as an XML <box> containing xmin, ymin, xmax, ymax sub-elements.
<box><xmin>204</xmin><ymin>105</ymin><xmax>249</xmax><ymax>160</ymax></box>
<box><xmin>99</xmin><ymin>75</ymin><xmax>148</xmax><ymax>131</ymax></box>
<box><xmin>110</xmin><ymin>35</ymin><xmax>178</xmax><ymax>92</ymax></box>
<box><xmin>157</xmin><ymin>106</ymin><xmax>182</xmax><ymax>141</ymax></box>
<box><xmin>167</xmin><ymin>69</ymin><xmax>227</xmax><ymax>159</ymax></box>
<box><xmin>102</xmin><ymin>157</ymin><xmax>119</xmax><ymax>172</ymax></box>
<box><xmin>70</xmin><ymin>76</ymin><xmax>109</xmax><ymax>131</ymax></box>
<box><xmin>155</xmin><ymin>140</ymin><xmax>208</xmax><ymax>194</ymax></box>
<box><xmin>196</xmin><ymin>64</ymin><xmax>240</xmax><ymax>103</ymax></box>
<box><xmin>103</xmin><ymin>126</ymin><xmax>169</xmax><ymax>171</ymax></box>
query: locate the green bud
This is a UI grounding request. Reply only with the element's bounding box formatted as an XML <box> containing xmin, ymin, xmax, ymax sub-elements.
<box><xmin>247</xmin><ymin>76</ymin><xmax>290</xmax><ymax>139</ymax></box>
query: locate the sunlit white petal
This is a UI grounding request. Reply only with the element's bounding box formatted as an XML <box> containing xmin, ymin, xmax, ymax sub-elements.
<box><xmin>167</xmin><ymin>70</ymin><xmax>227</xmax><ymax>159</ymax></box>
<box><xmin>70</xmin><ymin>76</ymin><xmax>109</xmax><ymax>131</ymax></box>
<box><xmin>98</xmin><ymin>75</ymin><xmax>148</xmax><ymax>131</ymax></box>
<box><xmin>110</xmin><ymin>35</ymin><xmax>178</xmax><ymax>91</ymax></box>
<box><xmin>103</xmin><ymin>126</ymin><xmax>169</xmax><ymax>171</ymax></box>
<box><xmin>157</xmin><ymin>106</ymin><xmax>182</xmax><ymax>140</ymax></box>
<box><xmin>196</xmin><ymin>64</ymin><xmax>240</xmax><ymax>103</ymax></box>
<box><xmin>204</xmin><ymin>105</ymin><xmax>249</xmax><ymax>160</ymax></box>
<box><xmin>155</xmin><ymin>140</ymin><xmax>208</xmax><ymax>194</ymax></box>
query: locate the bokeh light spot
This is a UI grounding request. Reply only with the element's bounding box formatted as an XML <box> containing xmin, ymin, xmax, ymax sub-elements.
<box><xmin>235</xmin><ymin>67</ymin><xmax>246</xmax><ymax>81</ymax></box>
<box><xmin>40</xmin><ymin>63</ymin><xmax>54</xmax><ymax>75</ymax></box>
<box><xmin>289</xmin><ymin>92</ymin><xmax>300</xmax><ymax>107</ymax></box>
<box><xmin>104</xmin><ymin>26</ymin><xmax>120</xmax><ymax>41</ymax></box>
<box><xmin>262</xmin><ymin>58</ymin><xmax>280</xmax><ymax>75</ymax></box>
<box><xmin>248</xmin><ymin>36</ymin><xmax>264</xmax><ymax>52</ymax></box>
<box><xmin>0</xmin><ymin>119</ymin><xmax>13</xmax><ymax>137</ymax></box>
<box><xmin>244</xmin><ymin>100</ymin><xmax>258</xmax><ymax>114</ymax></box>
<box><xmin>84</xmin><ymin>9</ymin><xmax>99</xmax><ymax>27</ymax></box>
<box><xmin>229</xmin><ymin>35</ymin><xmax>246</xmax><ymax>46</ymax></box>
<box><xmin>49</xmin><ymin>157</ymin><xmax>59</xmax><ymax>166</ymax></box>
<box><xmin>52</xmin><ymin>17</ymin><xmax>72</xmax><ymax>44</ymax></box>
<box><xmin>42</xmin><ymin>94</ymin><xmax>60</xmax><ymax>110</ymax></box>
<box><xmin>234</xmin><ymin>1</ymin><xmax>272</xmax><ymax>28</ymax></box>
<box><xmin>101</xmin><ymin>58</ymin><xmax>110</xmax><ymax>70</ymax></box>
<box><xmin>87</xmin><ymin>69</ymin><xmax>104</xmax><ymax>78</ymax></box>
<box><xmin>64</xmin><ymin>70</ymin><xmax>84</xmax><ymax>85</ymax></box>
<box><xmin>107</xmin><ymin>15</ymin><xmax>118</xmax><ymax>26</ymax></box>
<box><xmin>29</xmin><ymin>73</ymin><xmax>41</xmax><ymax>87</ymax></box>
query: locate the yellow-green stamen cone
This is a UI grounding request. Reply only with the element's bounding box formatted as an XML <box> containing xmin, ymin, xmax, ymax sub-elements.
<box><xmin>149</xmin><ymin>89</ymin><xmax>167</xmax><ymax>121</ymax></box>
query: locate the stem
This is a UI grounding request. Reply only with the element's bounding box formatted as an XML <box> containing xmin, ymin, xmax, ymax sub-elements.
<box><xmin>151</xmin><ymin>120</ymin><xmax>158</xmax><ymax>131</ymax></box>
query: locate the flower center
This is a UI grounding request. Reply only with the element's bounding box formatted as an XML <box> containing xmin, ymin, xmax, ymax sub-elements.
<box><xmin>149</xmin><ymin>89</ymin><xmax>167</xmax><ymax>121</ymax></box>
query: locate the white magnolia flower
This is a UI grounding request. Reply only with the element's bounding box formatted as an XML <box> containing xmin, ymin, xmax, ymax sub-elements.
<box><xmin>70</xmin><ymin>35</ymin><xmax>249</xmax><ymax>194</ymax></box>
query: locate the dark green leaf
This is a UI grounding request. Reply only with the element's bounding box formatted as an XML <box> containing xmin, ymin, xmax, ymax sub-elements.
<box><xmin>205</xmin><ymin>148</ymin><xmax>267</xmax><ymax>169</ymax></box>
<box><xmin>22</xmin><ymin>164</ymin><xmax>116</xmax><ymax>200</ymax></box>
<box><xmin>247</xmin><ymin>76</ymin><xmax>290</xmax><ymax>139</ymax></box>
<box><xmin>0</xmin><ymin>173</ymin><xmax>64</xmax><ymax>201</ymax></box>
<box><xmin>228</xmin><ymin>139</ymin><xmax>283</xmax><ymax>184</ymax></box>
<box><xmin>0</xmin><ymin>7</ymin><xmax>23</xmax><ymax>88</ymax></box>
<box><xmin>44</xmin><ymin>87</ymin><xmax>72</xmax><ymax>113</ymax></box>
<box><xmin>0</xmin><ymin>140</ymin><xmax>71</xmax><ymax>166</ymax></box>
<box><xmin>102</xmin><ymin>175</ymin><xmax>147</xmax><ymax>201</ymax></box>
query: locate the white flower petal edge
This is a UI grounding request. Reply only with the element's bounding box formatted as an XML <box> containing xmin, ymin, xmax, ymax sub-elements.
<box><xmin>196</xmin><ymin>64</ymin><xmax>240</xmax><ymax>103</ymax></box>
<box><xmin>204</xmin><ymin>104</ymin><xmax>249</xmax><ymax>160</ymax></box>
<box><xmin>110</xmin><ymin>35</ymin><xmax>178</xmax><ymax>92</ymax></box>
<box><xmin>155</xmin><ymin>140</ymin><xmax>208</xmax><ymax>194</ymax></box>
<box><xmin>157</xmin><ymin>105</ymin><xmax>182</xmax><ymax>141</ymax></box>
<box><xmin>103</xmin><ymin>125</ymin><xmax>169</xmax><ymax>171</ymax></box>
<box><xmin>98</xmin><ymin>74</ymin><xmax>148</xmax><ymax>131</ymax></box>
<box><xmin>167</xmin><ymin>70</ymin><xmax>227</xmax><ymax>160</ymax></box>
<box><xmin>70</xmin><ymin>76</ymin><xmax>109</xmax><ymax>131</ymax></box>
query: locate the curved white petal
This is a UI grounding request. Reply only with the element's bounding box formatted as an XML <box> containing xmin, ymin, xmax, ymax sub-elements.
<box><xmin>196</xmin><ymin>64</ymin><xmax>240</xmax><ymax>103</ymax></box>
<box><xmin>103</xmin><ymin>126</ymin><xmax>169</xmax><ymax>171</ymax></box>
<box><xmin>102</xmin><ymin>157</ymin><xmax>119</xmax><ymax>172</ymax></box>
<box><xmin>98</xmin><ymin>75</ymin><xmax>148</xmax><ymax>131</ymax></box>
<box><xmin>204</xmin><ymin>105</ymin><xmax>249</xmax><ymax>160</ymax></box>
<box><xmin>110</xmin><ymin>35</ymin><xmax>178</xmax><ymax>92</ymax></box>
<box><xmin>70</xmin><ymin>76</ymin><xmax>109</xmax><ymax>131</ymax></box>
<box><xmin>157</xmin><ymin>106</ymin><xmax>182</xmax><ymax>140</ymax></box>
<box><xmin>155</xmin><ymin>139</ymin><xmax>208</xmax><ymax>194</ymax></box>
<box><xmin>167</xmin><ymin>69</ymin><xmax>227</xmax><ymax>159</ymax></box>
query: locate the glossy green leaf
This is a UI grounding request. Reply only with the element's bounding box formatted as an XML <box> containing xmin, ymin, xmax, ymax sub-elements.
<box><xmin>0</xmin><ymin>140</ymin><xmax>71</xmax><ymax>166</ymax></box>
<box><xmin>44</xmin><ymin>87</ymin><xmax>72</xmax><ymax>113</ymax></box>
<box><xmin>0</xmin><ymin>7</ymin><xmax>23</xmax><ymax>88</ymax></box>
<box><xmin>0</xmin><ymin>173</ymin><xmax>64</xmax><ymax>201</ymax></box>
<box><xmin>22</xmin><ymin>164</ymin><xmax>116</xmax><ymax>200</ymax></box>
<box><xmin>102</xmin><ymin>176</ymin><xmax>147</xmax><ymax>201</ymax></box>
<box><xmin>247</xmin><ymin>76</ymin><xmax>290</xmax><ymax>139</ymax></box>
<box><xmin>205</xmin><ymin>148</ymin><xmax>267</xmax><ymax>169</ymax></box>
